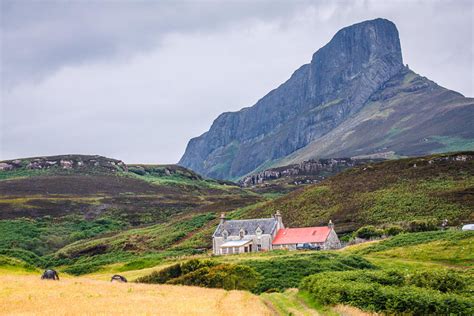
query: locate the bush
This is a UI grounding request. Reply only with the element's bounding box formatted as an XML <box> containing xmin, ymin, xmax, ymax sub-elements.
<box><xmin>0</xmin><ymin>248</ymin><xmax>46</xmax><ymax>267</ymax></box>
<box><xmin>354</xmin><ymin>225</ymin><xmax>384</xmax><ymax>239</ymax></box>
<box><xmin>62</xmin><ymin>262</ymin><xmax>102</xmax><ymax>275</ymax></box>
<box><xmin>168</xmin><ymin>264</ymin><xmax>261</xmax><ymax>291</ymax></box>
<box><xmin>406</xmin><ymin>219</ymin><xmax>438</xmax><ymax>232</ymax></box>
<box><xmin>384</xmin><ymin>225</ymin><xmax>404</xmax><ymax>236</ymax></box>
<box><xmin>300</xmin><ymin>269</ymin><xmax>474</xmax><ymax>315</ymax></box>
<box><xmin>242</xmin><ymin>253</ymin><xmax>376</xmax><ymax>293</ymax></box>
<box><xmin>136</xmin><ymin>259</ymin><xmax>260</xmax><ymax>291</ymax></box>
<box><xmin>407</xmin><ymin>270</ymin><xmax>468</xmax><ymax>293</ymax></box>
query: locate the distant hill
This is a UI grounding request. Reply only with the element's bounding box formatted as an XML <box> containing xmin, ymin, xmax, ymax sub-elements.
<box><xmin>243</xmin><ymin>152</ymin><xmax>474</xmax><ymax>233</ymax></box>
<box><xmin>179</xmin><ymin>18</ymin><xmax>474</xmax><ymax>180</ymax></box>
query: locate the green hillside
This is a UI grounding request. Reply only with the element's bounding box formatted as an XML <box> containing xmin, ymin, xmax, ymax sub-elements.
<box><xmin>0</xmin><ymin>155</ymin><xmax>262</xmax><ymax>271</ymax></box>
<box><xmin>243</xmin><ymin>152</ymin><xmax>474</xmax><ymax>232</ymax></box>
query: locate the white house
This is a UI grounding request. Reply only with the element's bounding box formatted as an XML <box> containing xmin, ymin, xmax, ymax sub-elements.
<box><xmin>212</xmin><ymin>211</ymin><xmax>284</xmax><ymax>255</ymax></box>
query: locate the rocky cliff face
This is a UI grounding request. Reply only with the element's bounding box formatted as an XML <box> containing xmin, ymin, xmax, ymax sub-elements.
<box><xmin>179</xmin><ymin>18</ymin><xmax>474</xmax><ymax>180</ymax></box>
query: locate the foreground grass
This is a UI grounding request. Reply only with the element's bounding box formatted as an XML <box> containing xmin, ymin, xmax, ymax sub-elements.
<box><xmin>0</xmin><ymin>274</ymin><xmax>271</xmax><ymax>315</ymax></box>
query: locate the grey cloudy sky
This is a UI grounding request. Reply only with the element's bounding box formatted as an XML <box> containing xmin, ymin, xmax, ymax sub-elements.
<box><xmin>1</xmin><ymin>0</ymin><xmax>473</xmax><ymax>164</ymax></box>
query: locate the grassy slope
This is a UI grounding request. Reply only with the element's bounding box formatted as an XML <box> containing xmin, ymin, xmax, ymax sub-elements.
<box><xmin>344</xmin><ymin>230</ymin><xmax>474</xmax><ymax>268</ymax></box>
<box><xmin>243</xmin><ymin>152</ymin><xmax>474</xmax><ymax>232</ymax></box>
<box><xmin>0</xmin><ymin>155</ymin><xmax>263</xmax><ymax>271</ymax></box>
<box><xmin>25</xmin><ymin>152</ymin><xmax>473</xmax><ymax>275</ymax></box>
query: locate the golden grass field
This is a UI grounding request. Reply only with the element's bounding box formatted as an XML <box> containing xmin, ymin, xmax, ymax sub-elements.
<box><xmin>0</xmin><ymin>274</ymin><xmax>271</xmax><ymax>315</ymax></box>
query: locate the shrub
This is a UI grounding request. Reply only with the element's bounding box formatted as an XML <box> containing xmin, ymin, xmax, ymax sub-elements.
<box><xmin>354</xmin><ymin>225</ymin><xmax>384</xmax><ymax>239</ymax></box>
<box><xmin>300</xmin><ymin>270</ymin><xmax>474</xmax><ymax>315</ymax></box>
<box><xmin>384</xmin><ymin>225</ymin><xmax>404</xmax><ymax>236</ymax></box>
<box><xmin>406</xmin><ymin>219</ymin><xmax>438</xmax><ymax>232</ymax></box>
<box><xmin>168</xmin><ymin>264</ymin><xmax>261</xmax><ymax>291</ymax></box>
<box><xmin>242</xmin><ymin>253</ymin><xmax>376</xmax><ymax>293</ymax></box>
<box><xmin>407</xmin><ymin>270</ymin><xmax>468</xmax><ymax>293</ymax></box>
<box><xmin>136</xmin><ymin>259</ymin><xmax>260</xmax><ymax>291</ymax></box>
<box><xmin>63</xmin><ymin>262</ymin><xmax>101</xmax><ymax>275</ymax></box>
<box><xmin>0</xmin><ymin>248</ymin><xmax>45</xmax><ymax>267</ymax></box>
<box><xmin>136</xmin><ymin>262</ymin><xmax>185</xmax><ymax>284</ymax></box>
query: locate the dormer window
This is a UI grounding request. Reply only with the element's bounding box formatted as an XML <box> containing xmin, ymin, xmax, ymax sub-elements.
<box><xmin>239</xmin><ymin>228</ymin><xmax>245</xmax><ymax>239</ymax></box>
<box><xmin>222</xmin><ymin>230</ymin><xmax>228</xmax><ymax>239</ymax></box>
<box><xmin>255</xmin><ymin>226</ymin><xmax>262</xmax><ymax>236</ymax></box>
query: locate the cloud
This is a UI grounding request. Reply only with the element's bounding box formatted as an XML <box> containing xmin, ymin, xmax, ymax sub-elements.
<box><xmin>1</xmin><ymin>0</ymin><xmax>473</xmax><ymax>163</ymax></box>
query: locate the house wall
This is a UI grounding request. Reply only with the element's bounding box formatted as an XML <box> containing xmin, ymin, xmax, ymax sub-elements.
<box><xmin>213</xmin><ymin>233</ymin><xmax>274</xmax><ymax>255</ymax></box>
<box><xmin>325</xmin><ymin>229</ymin><xmax>342</xmax><ymax>249</ymax></box>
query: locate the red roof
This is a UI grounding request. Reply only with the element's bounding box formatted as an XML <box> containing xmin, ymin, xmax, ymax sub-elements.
<box><xmin>272</xmin><ymin>227</ymin><xmax>331</xmax><ymax>245</ymax></box>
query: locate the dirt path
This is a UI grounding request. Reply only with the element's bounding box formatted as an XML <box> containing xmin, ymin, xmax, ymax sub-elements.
<box><xmin>261</xmin><ymin>289</ymin><xmax>320</xmax><ymax>316</ymax></box>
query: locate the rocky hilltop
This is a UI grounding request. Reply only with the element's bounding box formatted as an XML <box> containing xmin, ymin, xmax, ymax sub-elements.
<box><xmin>239</xmin><ymin>158</ymin><xmax>377</xmax><ymax>187</ymax></box>
<box><xmin>0</xmin><ymin>155</ymin><xmax>127</xmax><ymax>173</ymax></box>
<box><xmin>179</xmin><ymin>18</ymin><xmax>474</xmax><ymax>180</ymax></box>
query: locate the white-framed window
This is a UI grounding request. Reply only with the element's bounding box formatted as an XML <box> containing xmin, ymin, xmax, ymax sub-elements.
<box><xmin>239</xmin><ymin>229</ymin><xmax>245</xmax><ymax>239</ymax></box>
<box><xmin>222</xmin><ymin>230</ymin><xmax>228</xmax><ymax>240</ymax></box>
<box><xmin>257</xmin><ymin>244</ymin><xmax>262</xmax><ymax>251</ymax></box>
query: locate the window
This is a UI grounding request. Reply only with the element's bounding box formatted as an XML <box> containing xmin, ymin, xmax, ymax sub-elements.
<box><xmin>239</xmin><ymin>229</ymin><xmax>245</xmax><ymax>239</ymax></box>
<box><xmin>257</xmin><ymin>244</ymin><xmax>262</xmax><ymax>251</ymax></box>
<box><xmin>222</xmin><ymin>230</ymin><xmax>228</xmax><ymax>240</ymax></box>
<box><xmin>256</xmin><ymin>226</ymin><xmax>262</xmax><ymax>236</ymax></box>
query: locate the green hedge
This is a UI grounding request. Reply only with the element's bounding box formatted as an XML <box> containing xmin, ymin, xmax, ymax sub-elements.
<box><xmin>300</xmin><ymin>270</ymin><xmax>473</xmax><ymax>315</ymax></box>
<box><xmin>242</xmin><ymin>253</ymin><xmax>376</xmax><ymax>293</ymax></box>
<box><xmin>354</xmin><ymin>225</ymin><xmax>384</xmax><ymax>239</ymax></box>
<box><xmin>136</xmin><ymin>259</ymin><xmax>260</xmax><ymax>291</ymax></box>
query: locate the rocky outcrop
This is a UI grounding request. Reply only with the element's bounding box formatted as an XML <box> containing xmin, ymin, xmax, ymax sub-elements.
<box><xmin>0</xmin><ymin>155</ymin><xmax>128</xmax><ymax>173</ymax></box>
<box><xmin>239</xmin><ymin>158</ymin><xmax>376</xmax><ymax>187</ymax></box>
<box><xmin>179</xmin><ymin>18</ymin><xmax>404</xmax><ymax>179</ymax></box>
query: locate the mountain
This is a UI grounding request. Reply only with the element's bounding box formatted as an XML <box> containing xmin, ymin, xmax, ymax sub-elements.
<box><xmin>179</xmin><ymin>18</ymin><xmax>474</xmax><ymax>180</ymax></box>
<box><xmin>242</xmin><ymin>152</ymin><xmax>474</xmax><ymax>233</ymax></box>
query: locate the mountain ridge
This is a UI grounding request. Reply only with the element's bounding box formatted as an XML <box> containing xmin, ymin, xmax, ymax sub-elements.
<box><xmin>179</xmin><ymin>18</ymin><xmax>474</xmax><ymax>180</ymax></box>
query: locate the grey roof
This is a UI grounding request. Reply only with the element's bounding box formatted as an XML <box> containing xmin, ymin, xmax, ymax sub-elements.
<box><xmin>213</xmin><ymin>218</ymin><xmax>277</xmax><ymax>237</ymax></box>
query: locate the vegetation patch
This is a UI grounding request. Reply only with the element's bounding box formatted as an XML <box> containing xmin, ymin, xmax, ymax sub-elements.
<box><xmin>244</xmin><ymin>152</ymin><xmax>474</xmax><ymax>231</ymax></box>
<box><xmin>240</xmin><ymin>252</ymin><xmax>376</xmax><ymax>293</ymax></box>
<box><xmin>137</xmin><ymin>259</ymin><xmax>260</xmax><ymax>291</ymax></box>
<box><xmin>301</xmin><ymin>269</ymin><xmax>474</xmax><ymax>315</ymax></box>
<box><xmin>353</xmin><ymin>230</ymin><xmax>473</xmax><ymax>256</ymax></box>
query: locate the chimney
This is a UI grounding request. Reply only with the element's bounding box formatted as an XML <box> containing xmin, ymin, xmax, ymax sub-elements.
<box><xmin>275</xmin><ymin>210</ymin><xmax>284</xmax><ymax>230</ymax></box>
<box><xmin>220</xmin><ymin>212</ymin><xmax>226</xmax><ymax>225</ymax></box>
<box><xmin>328</xmin><ymin>219</ymin><xmax>334</xmax><ymax>230</ymax></box>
